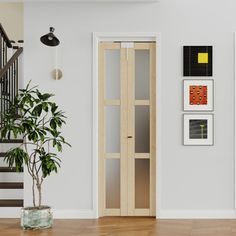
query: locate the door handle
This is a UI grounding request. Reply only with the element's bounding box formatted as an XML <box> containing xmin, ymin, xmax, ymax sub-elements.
<box><xmin>127</xmin><ymin>136</ymin><xmax>133</xmax><ymax>138</ymax></box>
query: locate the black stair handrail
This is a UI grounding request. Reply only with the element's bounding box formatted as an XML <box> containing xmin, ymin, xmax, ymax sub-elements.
<box><xmin>0</xmin><ymin>24</ymin><xmax>12</xmax><ymax>48</ymax></box>
<box><xmin>0</xmin><ymin>24</ymin><xmax>13</xmax><ymax>70</ymax></box>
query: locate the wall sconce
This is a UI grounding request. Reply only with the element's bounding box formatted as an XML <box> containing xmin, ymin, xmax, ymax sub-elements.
<box><xmin>40</xmin><ymin>27</ymin><xmax>60</xmax><ymax>47</ymax></box>
<box><xmin>40</xmin><ymin>27</ymin><xmax>62</xmax><ymax>80</ymax></box>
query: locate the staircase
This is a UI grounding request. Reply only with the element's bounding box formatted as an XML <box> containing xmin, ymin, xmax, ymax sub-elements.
<box><xmin>0</xmin><ymin>24</ymin><xmax>24</xmax><ymax>209</ymax></box>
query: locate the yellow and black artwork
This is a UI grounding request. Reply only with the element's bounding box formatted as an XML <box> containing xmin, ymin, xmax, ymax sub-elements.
<box><xmin>183</xmin><ymin>46</ymin><xmax>212</xmax><ymax>76</ymax></box>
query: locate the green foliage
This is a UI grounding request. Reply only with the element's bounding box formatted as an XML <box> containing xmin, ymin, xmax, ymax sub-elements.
<box><xmin>4</xmin><ymin>148</ymin><xmax>28</xmax><ymax>172</ymax></box>
<box><xmin>0</xmin><ymin>81</ymin><xmax>71</xmax><ymax>206</ymax></box>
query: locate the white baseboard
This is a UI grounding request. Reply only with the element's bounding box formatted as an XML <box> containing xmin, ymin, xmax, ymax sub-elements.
<box><xmin>53</xmin><ymin>209</ymin><xmax>96</xmax><ymax>219</ymax></box>
<box><xmin>158</xmin><ymin>209</ymin><xmax>236</xmax><ymax>219</ymax></box>
<box><xmin>0</xmin><ymin>208</ymin><xmax>21</xmax><ymax>218</ymax></box>
<box><xmin>0</xmin><ymin>208</ymin><xmax>96</xmax><ymax>219</ymax></box>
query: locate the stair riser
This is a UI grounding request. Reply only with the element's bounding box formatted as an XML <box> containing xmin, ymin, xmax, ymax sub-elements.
<box><xmin>0</xmin><ymin>159</ymin><xmax>9</xmax><ymax>167</ymax></box>
<box><xmin>0</xmin><ymin>173</ymin><xmax>23</xmax><ymax>182</ymax></box>
<box><xmin>0</xmin><ymin>143</ymin><xmax>23</xmax><ymax>152</ymax></box>
<box><xmin>0</xmin><ymin>160</ymin><xmax>24</xmax><ymax>170</ymax></box>
<box><xmin>0</xmin><ymin>189</ymin><xmax>23</xmax><ymax>199</ymax></box>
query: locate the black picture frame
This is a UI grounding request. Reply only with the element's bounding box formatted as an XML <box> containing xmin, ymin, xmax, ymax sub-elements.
<box><xmin>183</xmin><ymin>46</ymin><xmax>212</xmax><ymax>76</ymax></box>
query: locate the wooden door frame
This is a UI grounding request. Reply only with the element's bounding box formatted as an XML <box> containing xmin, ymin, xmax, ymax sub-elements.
<box><xmin>92</xmin><ymin>32</ymin><xmax>162</xmax><ymax>219</ymax></box>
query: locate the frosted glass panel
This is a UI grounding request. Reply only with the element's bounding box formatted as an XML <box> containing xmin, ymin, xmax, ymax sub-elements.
<box><xmin>106</xmin><ymin>159</ymin><xmax>120</xmax><ymax>208</ymax></box>
<box><xmin>135</xmin><ymin>159</ymin><xmax>150</xmax><ymax>208</ymax></box>
<box><xmin>105</xmin><ymin>106</ymin><xmax>120</xmax><ymax>153</ymax></box>
<box><xmin>105</xmin><ymin>50</ymin><xmax>120</xmax><ymax>99</ymax></box>
<box><xmin>135</xmin><ymin>106</ymin><xmax>150</xmax><ymax>153</ymax></box>
<box><xmin>135</xmin><ymin>50</ymin><xmax>150</xmax><ymax>100</ymax></box>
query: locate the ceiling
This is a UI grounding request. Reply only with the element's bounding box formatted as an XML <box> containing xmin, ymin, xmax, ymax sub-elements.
<box><xmin>0</xmin><ymin>0</ymin><xmax>158</xmax><ymax>2</ymax></box>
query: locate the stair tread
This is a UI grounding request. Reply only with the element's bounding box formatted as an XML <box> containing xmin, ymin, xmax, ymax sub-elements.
<box><xmin>0</xmin><ymin>182</ymin><xmax>23</xmax><ymax>189</ymax></box>
<box><xmin>0</xmin><ymin>199</ymin><xmax>23</xmax><ymax>207</ymax></box>
<box><xmin>0</xmin><ymin>167</ymin><xmax>23</xmax><ymax>172</ymax></box>
<box><xmin>0</xmin><ymin>92</ymin><xmax>10</xmax><ymax>96</ymax></box>
<box><xmin>0</xmin><ymin>139</ymin><xmax>23</xmax><ymax>143</ymax></box>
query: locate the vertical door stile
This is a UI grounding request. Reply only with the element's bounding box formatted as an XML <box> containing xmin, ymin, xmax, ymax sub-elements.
<box><xmin>150</xmin><ymin>43</ymin><xmax>156</xmax><ymax>216</ymax></box>
<box><xmin>98</xmin><ymin>43</ymin><xmax>105</xmax><ymax>217</ymax></box>
<box><xmin>127</xmin><ymin>47</ymin><xmax>135</xmax><ymax>216</ymax></box>
<box><xmin>120</xmin><ymin>47</ymin><xmax>128</xmax><ymax>216</ymax></box>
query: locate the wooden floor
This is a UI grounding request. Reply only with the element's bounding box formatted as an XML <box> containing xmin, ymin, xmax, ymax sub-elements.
<box><xmin>1</xmin><ymin>217</ymin><xmax>236</xmax><ymax>236</ymax></box>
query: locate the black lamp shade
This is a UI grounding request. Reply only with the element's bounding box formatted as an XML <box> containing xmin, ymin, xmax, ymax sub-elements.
<box><xmin>40</xmin><ymin>27</ymin><xmax>60</xmax><ymax>47</ymax></box>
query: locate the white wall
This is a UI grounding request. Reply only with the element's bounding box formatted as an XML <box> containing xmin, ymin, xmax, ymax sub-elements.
<box><xmin>0</xmin><ymin>3</ymin><xmax>23</xmax><ymax>42</ymax></box>
<box><xmin>24</xmin><ymin>0</ymin><xmax>235</xmax><ymax>218</ymax></box>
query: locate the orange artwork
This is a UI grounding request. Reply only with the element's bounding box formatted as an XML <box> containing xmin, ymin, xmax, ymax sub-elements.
<box><xmin>189</xmin><ymin>85</ymin><xmax>207</xmax><ymax>105</ymax></box>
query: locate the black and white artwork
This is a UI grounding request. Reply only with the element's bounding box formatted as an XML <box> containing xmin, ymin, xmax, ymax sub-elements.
<box><xmin>189</xmin><ymin>119</ymin><xmax>207</xmax><ymax>139</ymax></box>
<box><xmin>184</xmin><ymin>114</ymin><xmax>213</xmax><ymax>145</ymax></box>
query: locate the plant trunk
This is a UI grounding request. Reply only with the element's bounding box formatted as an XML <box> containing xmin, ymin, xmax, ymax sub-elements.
<box><xmin>37</xmin><ymin>182</ymin><xmax>42</xmax><ymax>207</ymax></box>
<box><xmin>32</xmin><ymin>179</ymin><xmax>36</xmax><ymax>207</ymax></box>
<box><xmin>32</xmin><ymin>179</ymin><xmax>42</xmax><ymax>208</ymax></box>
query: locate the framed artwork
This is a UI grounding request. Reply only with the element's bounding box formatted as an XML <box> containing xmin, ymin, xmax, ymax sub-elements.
<box><xmin>183</xmin><ymin>114</ymin><xmax>214</xmax><ymax>145</ymax></box>
<box><xmin>183</xmin><ymin>79</ymin><xmax>214</xmax><ymax>111</ymax></box>
<box><xmin>183</xmin><ymin>46</ymin><xmax>212</xmax><ymax>76</ymax></box>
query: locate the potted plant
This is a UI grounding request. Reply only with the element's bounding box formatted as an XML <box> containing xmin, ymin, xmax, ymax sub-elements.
<box><xmin>0</xmin><ymin>82</ymin><xmax>70</xmax><ymax>229</ymax></box>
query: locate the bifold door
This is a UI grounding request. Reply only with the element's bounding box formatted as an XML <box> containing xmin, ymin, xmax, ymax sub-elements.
<box><xmin>99</xmin><ymin>42</ymin><xmax>156</xmax><ymax>216</ymax></box>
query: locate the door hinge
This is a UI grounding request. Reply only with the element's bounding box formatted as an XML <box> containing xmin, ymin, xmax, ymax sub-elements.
<box><xmin>121</xmin><ymin>42</ymin><xmax>134</xmax><ymax>49</ymax></box>
<box><xmin>121</xmin><ymin>42</ymin><xmax>134</xmax><ymax>60</ymax></box>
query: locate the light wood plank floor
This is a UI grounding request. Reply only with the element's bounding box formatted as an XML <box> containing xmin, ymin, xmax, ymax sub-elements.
<box><xmin>1</xmin><ymin>218</ymin><xmax>236</xmax><ymax>236</ymax></box>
